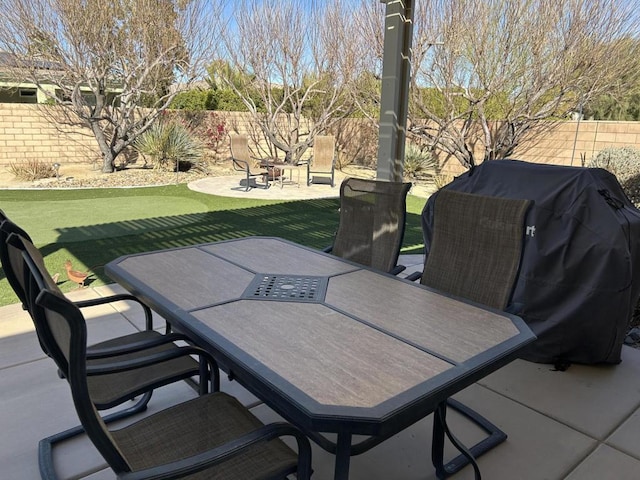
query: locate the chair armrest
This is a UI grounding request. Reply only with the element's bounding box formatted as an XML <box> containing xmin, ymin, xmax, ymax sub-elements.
<box><xmin>231</xmin><ymin>158</ymin><xmax>249</xmax><ymax>171</ymax></box>
<box><xmin>505</xmin><ymin>302</ymin><xmax>524</xmax><ymax>315</ymax></box>
<box><xmin>117</xmin><ymin>422</ymin><xmax>312</xmax><ymax>480</ymax></box>
<box><xmin>74</xmin><ymin>293</ymin><xmax>157</xmax><ymax>331</ymax></box>
<box><xmin>389</xmin><ymin>264</ymin><xmax>406</xmax><ymax>276</ymax></box>
<box><xmin>86</xmin><ymin>344</ymin><xmax>221</xmax><ymax>393</ymax></box>
<box><xmin>85</xmin><ymin>332</ymin><xmax>192</xmax><ymax>359</ymax></box>
<box><xmin>86</xmin><ymin>345</ymin><xmax>214</xmax><ymax>375</ymax></box>
<box><xmin>405</xmin><ymin>271</ymin><xmax>422</xmax><ymax>282</ymax></box>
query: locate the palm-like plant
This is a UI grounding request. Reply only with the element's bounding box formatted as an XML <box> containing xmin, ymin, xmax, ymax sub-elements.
<box><xmin>135</xmin><ymin>121</ymin><xmax>204</xmax><ymax>172</ymax></box>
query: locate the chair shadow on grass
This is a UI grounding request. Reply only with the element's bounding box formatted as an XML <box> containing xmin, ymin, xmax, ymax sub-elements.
<box><xmin>2</xmin><ymin>198</ymin><xmax>425</xmax><ymax>290</ymax></box>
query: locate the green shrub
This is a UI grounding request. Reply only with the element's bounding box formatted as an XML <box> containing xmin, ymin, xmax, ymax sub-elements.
<box><xmin>8</xmin><ymin>159</ymin><xmax>55</xmax><ymax>181</ymax></box>
<box><xmin>403</xmin><ymin>144</ymin><xmax>439</xmax><ymax>182</ymax></box>
<box><xmin>134</xmin><ymin>121</ymin><xmax>204</xmax><ymax>172</ymax></box>
<box><xmin>589</xmin><ymin>146</ymin><xmax>640</xmax><ymax>206</ymax></box>
<box><xmin>169</xmin><ymin>89</ymin><xmax>215</xmax><ymax>111</ymax></box>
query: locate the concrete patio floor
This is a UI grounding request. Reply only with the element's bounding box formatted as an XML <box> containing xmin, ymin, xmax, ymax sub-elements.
<box><xmin>2</xmin><ymin>254</ymin><xmax>640</xmax><ymax>479</ymax></box>
<box><xmin>187</xmin><ymin>169</ymin><xmax>434</xmax><ymax>200</ymax></box>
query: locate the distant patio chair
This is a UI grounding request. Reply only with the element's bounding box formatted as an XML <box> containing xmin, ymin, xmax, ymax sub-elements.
<box><xmin>307</xmin><ymin>135</ymin><xmax>336</xmax><ymax>187</ymax></box>
<box><xmin>324</xmin><ymin>177</ymin><xmax>412</xmax><ymax>274</ymax></box>
<box><xmin>25</xmin><ymin>248</ymin><xmax>312</xmax><ymax>480</ymax></box>
<box><xmin>407</xmin><ymin>189</ymin><xmax>531</xmax><ymax>477</ymax></box>
<box><xmin>230</xmin><ymin>134</ymin><xmax>270</xmax><ymax>191</ymax></box>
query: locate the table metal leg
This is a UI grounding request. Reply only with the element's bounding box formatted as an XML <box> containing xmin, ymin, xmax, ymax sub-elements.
<box><xmin>334</xmin><ymin>432</ymin><xmax>352</xmax><ymax>480</ymax></box>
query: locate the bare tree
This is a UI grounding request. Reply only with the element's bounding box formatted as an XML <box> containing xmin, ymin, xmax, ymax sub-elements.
<box><xmin>216</xmin><ymin>0</ymin><xmax>356</xmax><ymax>163</ymax></box>
<box><xmin>0</xmin><ymin>0</ymin><xmax>227</xmax><ymax>172</ymax></box>
<box><xmin>354</xmin><ymin>0</ymin><xmax>640</xmax><ymax>169</ymax></box>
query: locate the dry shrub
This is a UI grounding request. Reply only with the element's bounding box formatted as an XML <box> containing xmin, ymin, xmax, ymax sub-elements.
<box><xmin>589</xmin><ymin>146</ymin><xmax>640</xmax><ymax>206</ymax></box>
<box><xmin>433</xmin><ymin>173</ymin><xmax>455</xmax><ymax>190</ymax></box>
<box><xmin>8</xmin><ymin>159</ymin><xmax>55</xmax><ymax>181</ymax></box>
<box><xmin>331</xmin><ymin>118</ymin><xmax>378</xmax><ymax>169</ymax></box>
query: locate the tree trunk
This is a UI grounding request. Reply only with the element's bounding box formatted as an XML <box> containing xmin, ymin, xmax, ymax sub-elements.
<box><xmin>101</xmin><ymin>151</ymin><xmax>115</xmax><ymax>173</ymax></box>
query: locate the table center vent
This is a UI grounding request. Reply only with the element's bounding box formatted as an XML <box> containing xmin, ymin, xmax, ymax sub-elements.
<box><xmin>244</xmin><ymin>274</ymin><xmax>328</xmax><ymax>302</ymax></box>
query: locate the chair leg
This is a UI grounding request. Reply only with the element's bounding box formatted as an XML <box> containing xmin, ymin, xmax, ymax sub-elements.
<box><xmin>432</xmin><ymin>398</ymin><xmax>504</xmax><ymax>479</ymax></box>
<box><xmin>38</xmin><ymin>391</ymin><xmax>153</xmax><ymax>480</ymax></box>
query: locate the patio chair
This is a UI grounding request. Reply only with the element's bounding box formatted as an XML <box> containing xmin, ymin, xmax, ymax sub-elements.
<box><xmin>408</xmin><ymin>189</ymin><xmax>531</xmax><ymax>478</ymax></box>
<box><xmin>307</xmin><ymin>135</ymin><xmax>336</xmax><ymax>187</ymax></box>
<box><xmin>324</xmin><ymin>177</ymin><xmax>412</xmax><ymax>274</ymax></box>
<box><xmin>230</xmin><ymin>134</ymin><xmax>270</xmax><ymax>191</ymax></box>
<box><xmin>5</xmin><ymin>232</ymin><xmax>218</xmax><ymax>473</ymax></box>
<box><xmin>25</xmin><ymin>250</ymin><xmax>313</xmax><ymax>480</ymax></box>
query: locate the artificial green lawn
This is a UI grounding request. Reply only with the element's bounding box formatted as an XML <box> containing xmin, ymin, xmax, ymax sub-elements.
<box><xmin>0</xmin><ymin>185</ymin><xmax>426</xmax><ymax>307</ymax></box>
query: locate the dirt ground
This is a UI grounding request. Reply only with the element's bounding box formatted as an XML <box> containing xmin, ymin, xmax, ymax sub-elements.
<box><xmin>0</xmin><ymin>162</ymin><xmax>233</xmax><ymax>189</ymax></box>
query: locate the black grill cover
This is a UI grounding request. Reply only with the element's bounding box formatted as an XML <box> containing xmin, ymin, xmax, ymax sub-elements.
<box><xmin>421</xmin><ymin>160</ymin><xmax>640</xmax><ymax>364</ymax></box>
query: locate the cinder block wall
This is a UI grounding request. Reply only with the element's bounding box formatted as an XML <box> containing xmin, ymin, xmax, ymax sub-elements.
<box><xmin>0</xmin><ymin>104</ymin><xmax>100</xmax><ymax>167</ymax></box>
<box><xmin>1</xmin><ymin>104</ymin><xmax>639</xmax><ymax>173</ymax></box>
<box><xmin>517</xmin><ymin>121</ymin><xmax>640</xmax><ymax>166</ymax></box>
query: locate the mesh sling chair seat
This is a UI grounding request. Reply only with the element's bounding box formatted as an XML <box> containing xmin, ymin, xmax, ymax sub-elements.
<box><xmin>5</xmin><ymin>232</ymin><xmax>217</xmax><ymax>478</ymax></box>
<box><xmin>24</xmin><ymin>250</ymin><xmax>313</xmax><ymax>480</ymax></box>
<box><xmin>307</xmin><ymin>135</ymin><xmax>336</xmax><ymax>187</ymax></box>
<box><xmin>326</xmin><ymin>177</ymin><xmax>412</xmax><ymax>274</ymax></box>
<box><xmin>408</xmin><ymin>189</ymin><xmax>531</xmax><ymax>479</ymax></box>
<box><xmin>230</xmin><ymin>134</ymin><xmax>270</xmax><ymax>191</ymax></box>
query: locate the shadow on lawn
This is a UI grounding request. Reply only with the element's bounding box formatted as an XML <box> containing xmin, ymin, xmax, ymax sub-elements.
<box><xmin>34</xmin><ymin>198</ymin><xmax>424</xmax><ymax>286</ymax></box>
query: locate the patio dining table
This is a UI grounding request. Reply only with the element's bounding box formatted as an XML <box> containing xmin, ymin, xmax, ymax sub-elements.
<box><xmin>105</xmin><ymin>237</ymin><xmax>536</xmax><ymax>479</ymax></box>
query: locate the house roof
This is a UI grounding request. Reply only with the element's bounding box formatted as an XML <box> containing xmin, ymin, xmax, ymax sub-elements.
<box><xmin>0</xmin><ymin>50</ymin><xmax>63</xmax><ymax>71</ymax></box>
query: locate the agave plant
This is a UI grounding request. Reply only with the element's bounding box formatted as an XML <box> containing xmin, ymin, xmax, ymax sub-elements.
<box><xmin>134</xmin><ymin>121</ymin><xmax>204</xmax><ymax>172</ymax></box>
<box><xmin>403</xmin><ymin>143</ymin><xmax>439</xmax><ymax>182</ymax></box>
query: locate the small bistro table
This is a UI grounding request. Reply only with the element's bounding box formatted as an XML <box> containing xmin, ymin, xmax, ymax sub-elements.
<box><xmin>260</xmin><ymin>159</ymin><xmax>307</xmax><ymax>188</ymax></box>
<box><xmin>106</xmin><ymin>237</ymin><xmax>535</xmax><ymax>479</ymax></box>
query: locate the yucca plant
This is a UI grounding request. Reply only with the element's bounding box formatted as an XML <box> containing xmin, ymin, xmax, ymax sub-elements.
<box><xmin>403</xmin><ymin>143</ymin><xmax>439</xmax><ymax>182</ymax></box>
<box><xmin>134</xmin><ymin>121</ymin><xmax>204</xmax><ymax>172</ymax></box>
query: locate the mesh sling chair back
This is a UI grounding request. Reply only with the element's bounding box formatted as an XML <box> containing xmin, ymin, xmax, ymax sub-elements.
<box><xmin>307</xmin><ymin>135</ymin><xmax>336</xmax><ymax>187</ymax></box>
<box><xmin>327</xmin><ymin>177</ymin><xmax>412</xmax><ymax>275</ymax></box>
<box><xmin>0</xmin><ymin>209</ymin><xmax>32</xmax><ymax>309</ymax></box>
<box><xmin>415</xmin><ymin>189</ymin><xmax>531</xmax><ymax>479</ymax></box>
<box><xmin>230</xmin><ymin>134</ymin><xmax>270</xmax><ymax>191</ymax></box>
<box><xmin>5</xmin><ymin>232</ymin><xmax>219</xmax><ymax>478</ymax></box>
<box><xmin>422</xmin><ymin>189</ymin><xmax>531</xmax><ymax>310</ymax></box>
<box><xmin>24</xmin><ymin>249</ymin><xmax>313</xmax><ymax>480</ymax></box>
